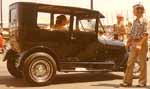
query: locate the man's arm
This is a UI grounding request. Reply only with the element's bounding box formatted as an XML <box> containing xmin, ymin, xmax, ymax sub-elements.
<box><xmin>139</xmin><ymin>19</ymin><xmax>148</xmax><ymax>46</ymax></box>
<box><xmin>126</xmin><ymin>34</ymin><xmax>133</xmax><ymax>47</ymax></box>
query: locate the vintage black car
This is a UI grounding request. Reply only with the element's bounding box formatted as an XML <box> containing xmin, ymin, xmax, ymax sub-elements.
<box><xmin>3</xmin><ymin>2</ymin><xmax>128</xmax><ymax>86</ymax></box>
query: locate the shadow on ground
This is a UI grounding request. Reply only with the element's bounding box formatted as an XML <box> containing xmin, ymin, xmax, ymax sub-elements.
<box><xmin>53</xmin><ymin>72</ymin><xmax>123</xmax><ymax>84</ymax></box>
<box><xmin>91</xmin><ymin>82</ymin><xmax>150</xmax><ymax>89</ymax></box>
<box><xmin>0</xmin><ymin>72</ymin><xmax>123</xmax><ymax>87</ymax></box>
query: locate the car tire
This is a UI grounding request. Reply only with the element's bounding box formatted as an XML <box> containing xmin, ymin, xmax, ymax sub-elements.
<box><xmin>22</xmin><ymin>52</ymin><xmax>57</xmax><ymax>86</ymax></box>
<box><xmin>7</xmin><ymin>58</ymin><xmax>22</xmax><ymax>78</ymax></box>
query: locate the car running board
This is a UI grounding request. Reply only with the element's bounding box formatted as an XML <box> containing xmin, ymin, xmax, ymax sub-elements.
<box><xmin>59</xmin><ymin>61</ymin><xmax>115</xmax><ymax>72</ymax></box>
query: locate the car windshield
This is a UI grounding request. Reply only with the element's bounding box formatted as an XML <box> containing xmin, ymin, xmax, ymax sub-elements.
<box><xmin>98</xmin><ymin>19</ymin><xmax>105</xmax><ymax>34</ymax></box>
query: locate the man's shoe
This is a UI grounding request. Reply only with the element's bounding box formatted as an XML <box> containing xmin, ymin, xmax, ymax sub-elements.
<box><xmin>120</xmin><ymin>83</ymin><xmax>132</xmax><ymax>87</ymax></box>
<box><xmin>136</xmin><ymin>84</ymin><xmax>146</xmax><ymax>87</ymax></box>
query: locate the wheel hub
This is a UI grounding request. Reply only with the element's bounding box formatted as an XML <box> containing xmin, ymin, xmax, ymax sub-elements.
<box><xmin>34</xmin><ymin>64</ymin><xmax>47</xmax><ymax>77</ymax></box>
<box><xmin>30</xmin><ymin>59</ymin><xmax>53</xmax><ymax>82</ymax></box>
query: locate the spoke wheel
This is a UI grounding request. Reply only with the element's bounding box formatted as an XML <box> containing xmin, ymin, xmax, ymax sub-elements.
<box><xmin>23</xmin><ymin>52</ymin><xmax>57</xmax><ymax>86</ymax></box>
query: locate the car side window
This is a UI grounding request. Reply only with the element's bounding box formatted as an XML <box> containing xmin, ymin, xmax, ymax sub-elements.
<box><xmin>73</xmin><ymin>17</ymin><xmax>96</xmax><ymax>32</ymax></box>
<box><xmin>37</xmin><ymin>12</ymin><xmax>51</xmax><ymax>30</ymax></box>
<box><xmin>79</xmin><ymin>19</ymin><xmax>96</xmax><ymax>32</ymax></box>
<box><xmin>10</xmin><ymin>8</ymin><xmax>18</xmax><ymax>29</ymax></box>
<box><xmin>37</xmin><ymin>12</ymin><xmax>70</xmax><ymax>31</ymax></box>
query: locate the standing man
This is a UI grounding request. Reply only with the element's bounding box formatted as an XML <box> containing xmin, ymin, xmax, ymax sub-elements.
<box><xmin>113</xmin><ymin>14</ymin><xmax>126</xmax><ymax>41</ymax></box>
<box><xmin>120</xmin><ymin>4</ymin><xmax>148</xmax><ymax>87</ymax></box>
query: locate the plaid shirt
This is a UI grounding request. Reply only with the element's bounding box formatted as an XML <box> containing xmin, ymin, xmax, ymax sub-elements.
<box><xmin>130</xmin><ymin>19</ymin><xmax>147</xmax><ymax>40</ymax></box>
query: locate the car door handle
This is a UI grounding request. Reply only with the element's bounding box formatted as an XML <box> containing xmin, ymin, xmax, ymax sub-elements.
<box><xmin>70</xmin><ymin>36</ymin><xmax>76</xmax><ymax>40</ymax></box>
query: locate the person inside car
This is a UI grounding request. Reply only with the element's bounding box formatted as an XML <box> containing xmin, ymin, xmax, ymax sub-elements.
<box><xmin>52</xmin><ymin>15</ymin><xmax>69</xmax><ymax>31</ymax></box>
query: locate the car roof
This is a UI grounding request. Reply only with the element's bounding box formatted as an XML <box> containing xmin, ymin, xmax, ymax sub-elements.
<box><xmin>10</xmin><ymin>2</ymin><xmax>105</xmax><ymax>18</ymax></box>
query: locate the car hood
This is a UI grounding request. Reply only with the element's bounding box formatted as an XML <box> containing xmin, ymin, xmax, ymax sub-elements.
<box><xmin>98</xmin><ymin>35</ymin><xmax>125</xmax><ymax>47</ymax></box>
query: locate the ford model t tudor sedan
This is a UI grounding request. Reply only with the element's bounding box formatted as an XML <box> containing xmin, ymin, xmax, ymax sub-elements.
<box><xmin>3</xmin><ymin>2</ymin><xmax>128</xmax><ymax>86</ymax></box>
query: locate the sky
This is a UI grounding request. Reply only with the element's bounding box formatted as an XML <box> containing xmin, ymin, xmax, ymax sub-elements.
<box><xmin>1</xmin><ymin>0</ymin><xmax>150</xmax><ymax>27</ymax></box>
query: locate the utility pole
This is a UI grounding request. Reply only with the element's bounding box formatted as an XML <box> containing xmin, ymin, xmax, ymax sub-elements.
<box><xmin>91</xmin><ymin>0</ymin><xmax>93</xmax><ymax>10</ymax></box>
<box><xmin>0</xmin><ymin>0</ymin><xmax>3</xmax><ymax>30</ymax></box>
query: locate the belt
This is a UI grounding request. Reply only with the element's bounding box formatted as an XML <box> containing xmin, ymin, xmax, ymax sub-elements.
<box><xmin>133</xmin><ymin>39</ymin><xmax>141</xmax><ymax>42</ymax></box>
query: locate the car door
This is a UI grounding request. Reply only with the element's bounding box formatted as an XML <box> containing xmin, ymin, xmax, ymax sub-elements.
<box><xmin>68</xmin><ymin>18</ymin><xmax>98</xmax><ymax>61</ymax></box>
<box><xmin>70</xmin><ymin>30</ymin><xmax>97</xmax><ymax>61</ymax></box>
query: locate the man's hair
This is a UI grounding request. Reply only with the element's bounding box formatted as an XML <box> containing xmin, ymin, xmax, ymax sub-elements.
<box><xmin>56</xmin><ymin>15</ymin><xmax>67</xmax><ymax>24</ymax></box>
<box><xmin>133</xmin><ymin>4</ymin><xmax>145</xmax><ymax>14</ymax></box>
<box><xmin>133</xmin><ymin>4</ymin><xmax>145</xmax><ymax>13</ymax></box>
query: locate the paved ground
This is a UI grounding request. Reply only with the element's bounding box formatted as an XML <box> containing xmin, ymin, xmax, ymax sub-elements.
<box><xmin>0</xmin><ymin>54</ymin><xmax>150</xmax><ymax>89</ymax></box>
